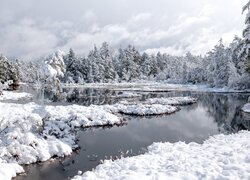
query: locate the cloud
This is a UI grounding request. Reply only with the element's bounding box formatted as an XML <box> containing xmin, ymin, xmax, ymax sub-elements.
<box><xmin>0</xmin><ymin>0</ymin><xmax>247</xmax><ymax>59</ymax></box>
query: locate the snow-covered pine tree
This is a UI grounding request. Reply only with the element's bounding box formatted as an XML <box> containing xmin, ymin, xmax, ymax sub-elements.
<box><xmin>40</xmin><ymin>50</ymin><xmax>66</xmax><ymax>93</ymax></box>
<box><xmin>0</xmin><ymin>55</ymin><xmax>19</xmax><ymax>90</ymax></box>
<box><xmin>141</xmin><ymin>52</ymin><xmax>151</xmax><ymax>77</ymax></box>
<box><xmin>241</xmin><ymin>0</ymin><xmax>250</xmax><ymax>73</ymax></box>
<box><xmin>87</xmin><ymin>46</ymin><xmax>101</xmax><ymax>82</ymax></box>
<box><xmin>100</xmin><ymin>42</ymin><xmax>116</xmax><ymax>82</ymax></box>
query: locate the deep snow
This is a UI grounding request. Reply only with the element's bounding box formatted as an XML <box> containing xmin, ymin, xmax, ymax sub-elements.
<box><xmin>72</xmin><ymin>131</ymin><xmax>250</xmax><ymax>180</ymax></box>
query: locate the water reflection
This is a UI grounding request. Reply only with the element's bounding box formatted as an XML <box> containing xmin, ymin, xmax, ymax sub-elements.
<box><xmin>14</xmin><ymin>86</ymin><xmax>250</xmax><ymax>180</ymax></box>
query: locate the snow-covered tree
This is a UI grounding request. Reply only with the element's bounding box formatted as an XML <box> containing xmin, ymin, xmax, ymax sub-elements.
<box><xmin>240</xmin><ymin>0</ymin><xmax>250</xmax><ymax>73</ymax></box>
<box><xmin>100</xmin><ymin>42</ymin><xmax>116</xmax><ymax>82</ymax></box>
<box><xmin>0</xmin><ymin>55</ymin><xmax>19</xmax><ymax>90</ymax></box>
<box><xmin>40</xmin><ymin>50</ymin><xmax>66</xmax><ymax>93</ymax></box>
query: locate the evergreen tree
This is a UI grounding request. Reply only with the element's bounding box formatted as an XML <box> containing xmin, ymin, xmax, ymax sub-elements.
<box><xmin>241</xmin><ymin>0</ymin><xmax>250</xmax><ymax>73</ymax></box>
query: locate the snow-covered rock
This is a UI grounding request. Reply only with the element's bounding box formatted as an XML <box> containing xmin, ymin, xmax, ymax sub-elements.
<box><xmin>0</xmin><ymin>102</ymin><xmax>122</xmax><ymax>180</ymax></box>
<box><xmin>145</xmin><ymin>96</ymin><xmax>197</xmax><ymax>106</ymax></box>
<box><xmin>0</xmin><ymin>91</ymin><xmax>32</xmax><ymax>101</ymax></box>
<box><xmin>72</xmin><ymin>131</ymin><xmax>250</xmax><ymax>180</ymax></box>
<box><xmin>242</xmin><ymin>103</ymin><xmax>250</xmax><ymax>113</ymax></box>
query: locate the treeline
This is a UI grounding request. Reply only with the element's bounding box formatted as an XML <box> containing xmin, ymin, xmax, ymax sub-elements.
<box><xmin>0</xmin><ymin>37</ymin><xmax>250</xmax><ymax>90</ymax></box>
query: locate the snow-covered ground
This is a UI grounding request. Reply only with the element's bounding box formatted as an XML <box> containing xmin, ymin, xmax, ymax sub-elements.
<box><xmin>0</xmin><ymin>90</ymin><xmax>199</xmax><ymax>179</ymax></box>
<box><xmin>0</xmin><ymin>101</ymin><xmax>122</xmax><ymax>180</ymax></box>
<box><xmin>242</xmin><ymin>103</ymin><xmax>250</xmax><ymax>113</ymax></box>
<box><xmin>72</xmin><ymin>131</ymin><xmax>250</xmax><ymax>180</ymax></box>
<box><xmin>112</xmin><ymin>104</ymin><xmax>179</xmax><ymax>116</ymax></box>
<box><xmin>145</xmin><ymin>96</ymin><xmax>198</xmax><ymax>106</ymax></box>
<box><xmin>62</xmin><ymin>82</ymin><xmax>250</xmax><ymax>93</ymax></box>
<box><xmin>99</xmin><ymin>97</ymin><xmax>197</xmax><ymax>116</ymax></box>
<box><xmin>0</xmin><ymin>91</ymin><xmax>32</xmax><ymax>101</ymax></box>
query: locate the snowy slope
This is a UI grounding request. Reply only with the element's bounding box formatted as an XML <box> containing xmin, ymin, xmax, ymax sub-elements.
<box><xmin>72</xmin><ymin>131</ymin><xmax>250</xmax><ymax>180</ymax></box>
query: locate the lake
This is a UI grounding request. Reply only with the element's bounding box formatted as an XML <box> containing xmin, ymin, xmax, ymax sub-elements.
<box><xmin>14</xmin><ymin>86</ymin><xmax>250</xmax><ymax>180</ymax></box>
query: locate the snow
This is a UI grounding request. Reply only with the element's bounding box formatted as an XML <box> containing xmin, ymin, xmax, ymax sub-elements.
<box><xmin>62</xmin><ymin>82</ymin><xmax>250</xmax><ymax>93</ymax></box>
<box><xmin>145</xmin><ymin>96</ymin><xmax>197</xmax><ymax>106</ymax></box>
<box><xmin>72</xmin><ymin>131</ymin><xmax>250</xmax><ymax>180</ymax></box>
<box><xmin>0</xmin><ymin>163</ymin><xmax>24</xmax><ymax>180</ymax></box>
<box><xmin>113</xmin><ymin>104</ymin><xmax>179</xmax><ymax>116</ymax></box>
<box><xmin>242</xmin><ymin>103</ymin><xmax>250</xmax><ymax>113</ymax></box>
<box><xmin>0</xmin><ymin>91</ymin><xmax>33</xmax><ymax>101</ymax></box>
<box><xmin>0</xmin><ymin>102</ymin><xmax>122</xmax><ymax>180</ymax></box>
<box><xmin>100</xmin><ymin>97</ymin><xmax>197</xmax><ymax>116</ymax></box>
<box><xmin>115</xmin><ymin>92</ymin><xmax>140</xmax><ymax>98</ymax></box>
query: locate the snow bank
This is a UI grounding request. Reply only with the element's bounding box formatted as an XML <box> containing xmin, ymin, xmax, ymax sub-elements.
<box><xmin>0</xmin><ymin>91</ymin><xmax>32</xmax><ymax>101</ymax></box>
<box><xmin>145</xmin><ymin>96</ymin><xmax>197</xmax><ymax>106</ymax></box>
<box><xmin>115</xmin><ymin>92</ymin><xmax>140</xmax><ymax>98</ymax></box>
<box><xmin>65</xmin><ymin>82</ymin><xmax>250</xmax><ymax>93</ymax></box>
<box><xmin>116</xmin><ymin>104</ymin><xmax>178</xmax><ymax>116</ymax></box>
<box><xmin>73</xmin><ymin>131</ymin><xmax>250</xmax><ymax>180</ymax></box>
<box><xmin>100</xmin><ymin>96</ymin><xmax>196</xmax><ymax>116</ymax></box>
<box><xmin>242</xmin><ymin>103</ymin><xmax>250</xmax><ymax>113</ymax></box>
<box><xmin>101</xmin><ymin>102</ymin><xmax>179</xmax><ymax>116</ymax></box>
<box><xmin>0</xmin><ymin>163</ymin><xmax>24</xmax><ymax>180</ymax></box>
<box><xmin>0</xmin><ymin>102</ymin><xmax>122</xmax><ymax>180</ymax></box>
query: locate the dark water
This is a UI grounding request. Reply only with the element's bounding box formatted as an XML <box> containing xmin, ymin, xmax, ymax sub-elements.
<box><xmin>15</xmin><ymin>86</ymin><xmax>250</xmax><ymax>180</ymax></box>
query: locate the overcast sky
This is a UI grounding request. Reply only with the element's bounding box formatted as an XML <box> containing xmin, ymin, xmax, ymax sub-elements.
<box><xmin>0</xmin><ymin>0</ymin><xmax>248</xmax><ymax>60</ymax></box>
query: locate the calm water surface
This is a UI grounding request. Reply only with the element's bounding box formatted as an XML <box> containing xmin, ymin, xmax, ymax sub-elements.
<box><xmin>14</xmin><ymin>86</ymin><xmax>250</xmax><ymax>180</ymax></box>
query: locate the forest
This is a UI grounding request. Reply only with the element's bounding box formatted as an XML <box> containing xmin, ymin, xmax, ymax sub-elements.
<box><xmin>1</xmin><ymin>35</ymin><xmax>250</xmax><ymax>93</ymax></box>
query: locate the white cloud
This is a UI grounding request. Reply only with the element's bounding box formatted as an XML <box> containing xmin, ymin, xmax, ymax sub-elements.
<box><xmin>0</xmin><ymin>0</ymin><xmax>247</xmax><ymax>59</ymax></box>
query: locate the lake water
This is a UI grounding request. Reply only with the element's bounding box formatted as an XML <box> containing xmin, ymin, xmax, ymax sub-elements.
<box><xmin>14</xmin><ymin>86</ymin><xmax>250</xmax><ymax>180</ymax></box>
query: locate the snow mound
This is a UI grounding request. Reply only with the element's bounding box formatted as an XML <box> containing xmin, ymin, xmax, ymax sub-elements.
<box><xmin>0</xmin><ymin>91</ymin><xmax>32</xmax><ymax>101</ymax></box>
<box><xmin>116</xmin><ymin>92</ymin><xmax>140</xmax><ymax>98</ymax></box>
<box><xmin>0</xmin><ymin>102</ymin><xmax>122</xmax><ymax>179</ymax></box>
<box><xmin>242</xmin><ymin>103</ymin><xmax>250</xmax><ymax>113</ymax></box>
<box><xmin>0</xmin><ymin>163</ymin><xmax>24</xmax><ymax>180</ymax></box>
<box><xmin>73</xmin><ymin>131</ymin><xmax>250</xmax><ymax>180</ymax></box>
<box><xmin>101</xmin><ymin>96</ymin><xmax>196</xmax><ymax>116</ymax></box>
<box><xmin>117</xmin><ymin>104</ymin><xmax>179</xmax><ymax>116</ymax></box>
<box><xmin>145</xmin><ymin>96</ymin><xmax>197</xmax><ymax>106</ymax></box>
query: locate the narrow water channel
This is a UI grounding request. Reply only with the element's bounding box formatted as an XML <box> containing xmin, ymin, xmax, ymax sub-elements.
<box><xmin>14</xmin><ymin>87</ymin><xmax>250</xmax><ymax>180</ymax></box>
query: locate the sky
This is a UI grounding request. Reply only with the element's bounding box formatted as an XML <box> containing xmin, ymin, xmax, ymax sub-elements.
<box><xmin>0</xmin><ymin>0</ymin><xmax>248</xmax><ymax>60</ymax></box>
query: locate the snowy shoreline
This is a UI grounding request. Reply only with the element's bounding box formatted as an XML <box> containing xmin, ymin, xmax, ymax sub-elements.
<box><xmin>0</xmin><ymin>91</ymin><xmax>33</xmax><ymax>101</ymax></box>
<box><xmin>0</xmin><ymin>101</ymin><xmax>123</xmax><ymax>180</ymax></box>
<box><xmin>0</xmin><ymin>91</ymin><xmax>198</xmax><ymax>180</ymax></box>
<box><xmin>73</xmin><ymin>131</ymin><xmax>250</xmax><ymax>180</ymax></box>
<box><xmin>61</xmin><ymin>82</ymin><xmax>250</xmax><ymax>93</ymax></box>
